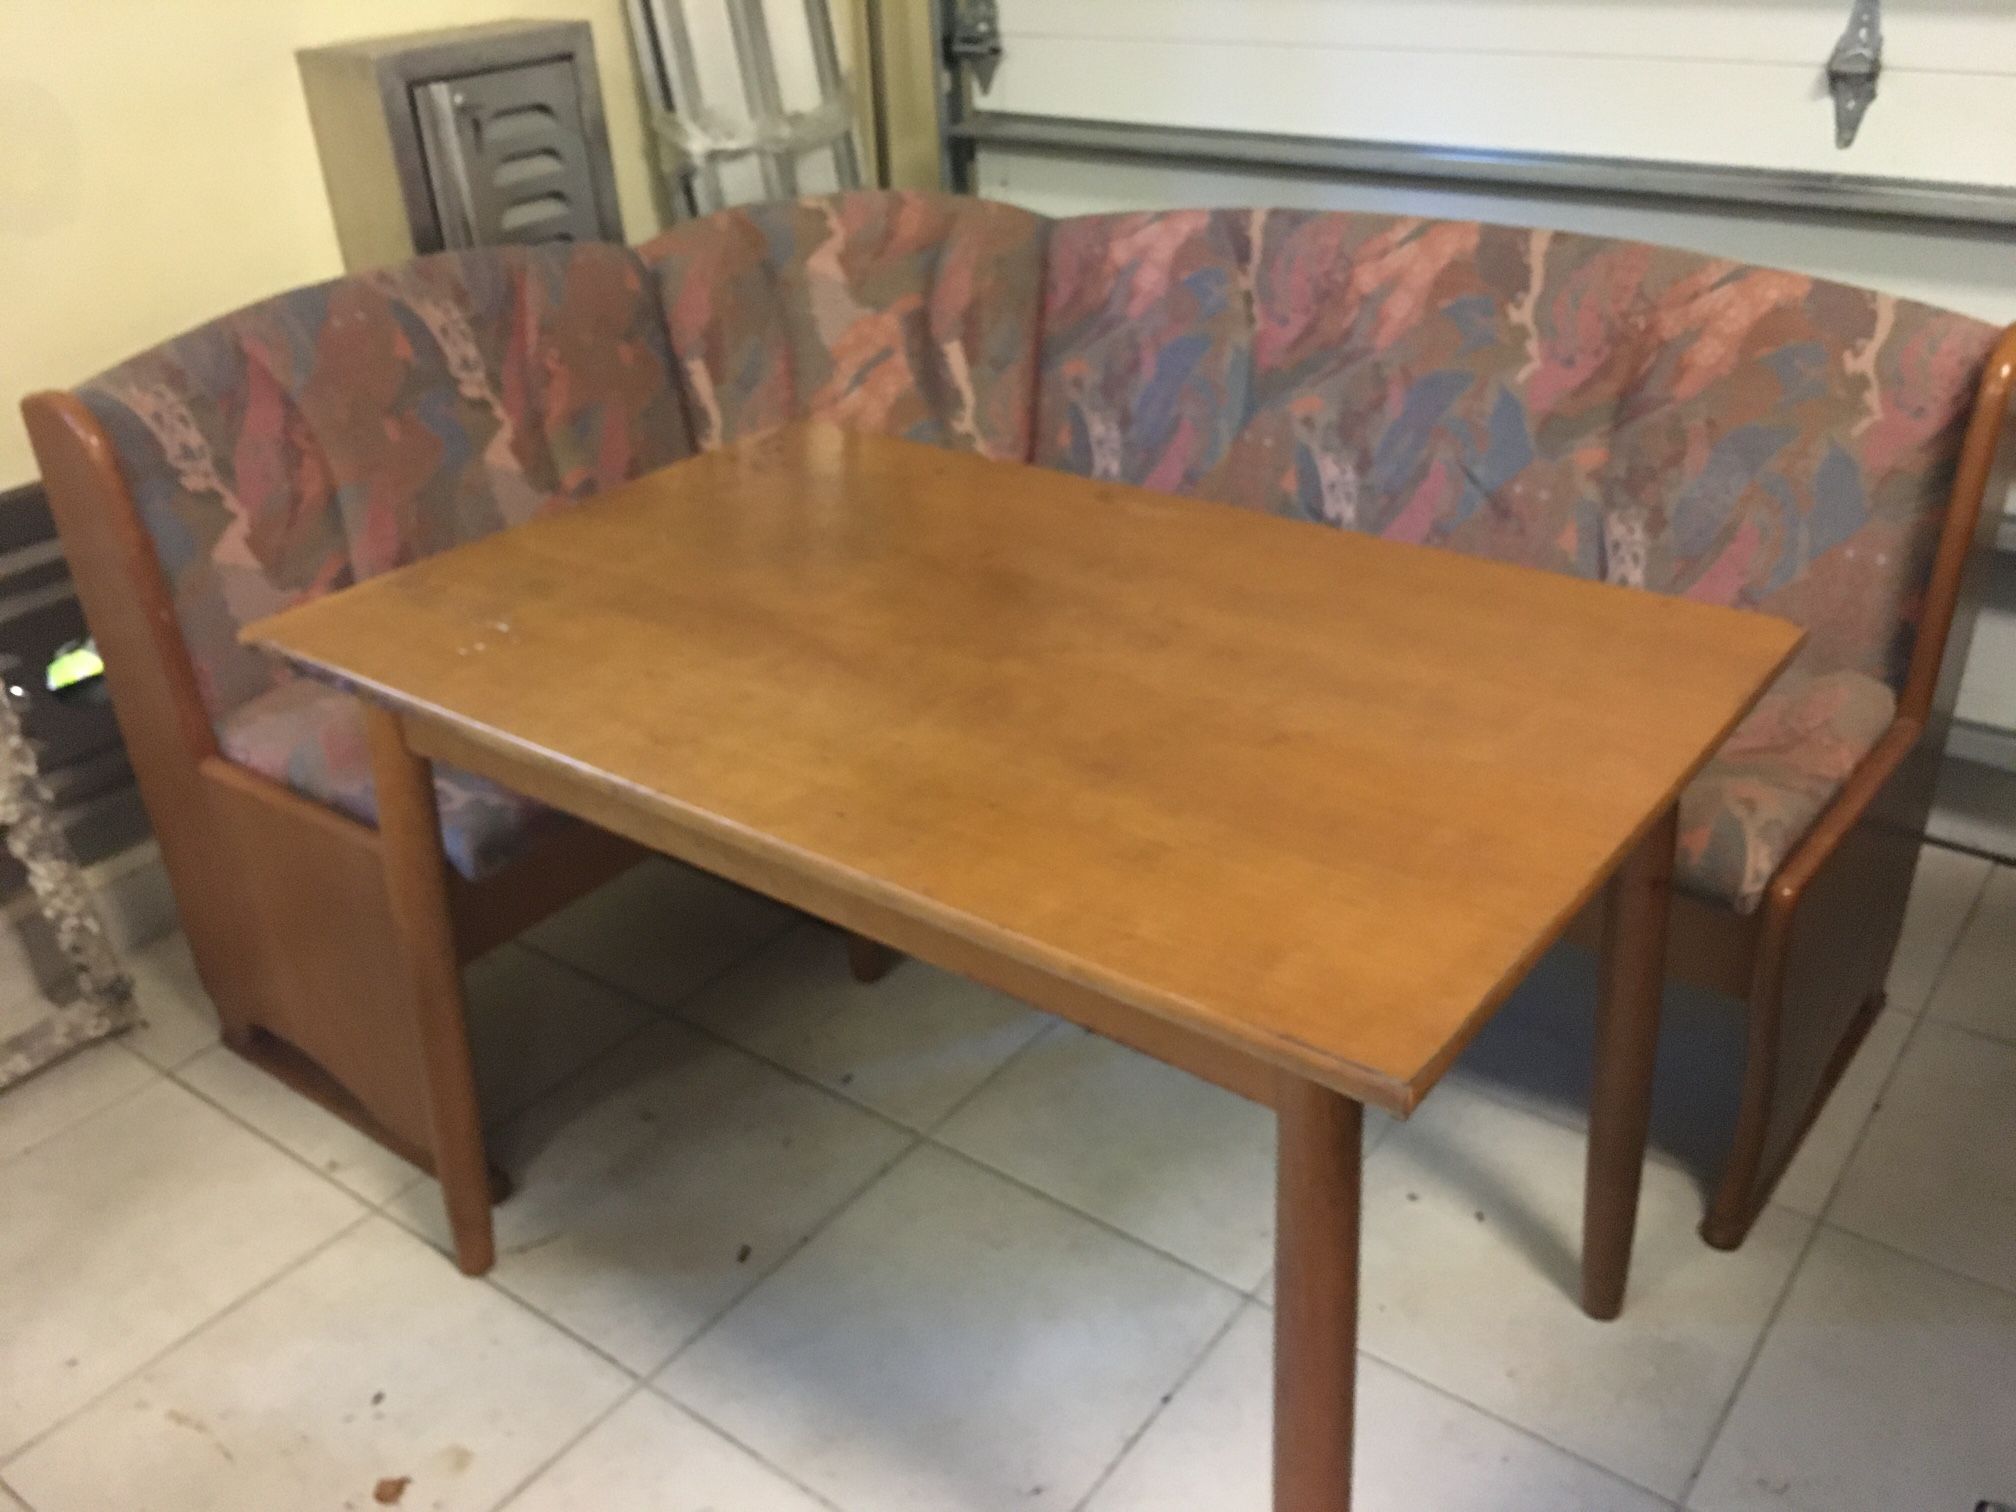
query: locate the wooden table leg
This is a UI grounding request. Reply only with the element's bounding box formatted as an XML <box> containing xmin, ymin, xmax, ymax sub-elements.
<box><xmin>1582</xmin><ymin>804</ymin><xmax>1677</xmax><ymax>1321</ymax></box>
<box><xmin>362</xmin><ymin>704</ymin><xmax>495</xmax><ymax>1276</ymax></box>
<box><xmin>1275</xmin><ymin>1077</ymin><xmax>1362</xmax><ymax>1512</ymax></box>
<box><xmin>844</xmin><ymin>932</ymin><xmax>900</xmax><ymax>984</ymax></box>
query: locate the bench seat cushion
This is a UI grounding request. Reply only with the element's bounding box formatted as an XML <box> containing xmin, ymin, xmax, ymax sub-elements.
<box><xmin>1677</xmin><ymin>668</ymin><xmax>1897</xmax><ymax>913</ymax></box>
<box><xmin>217</xmin><ymin>679</ymin><xmax>552</xmax><ymax>881</ymax></box>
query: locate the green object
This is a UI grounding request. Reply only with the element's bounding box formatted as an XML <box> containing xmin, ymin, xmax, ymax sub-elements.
<box><xmin>44</xmin><ymin>640</ymin><xmax>103</xmax><ymax>694</ymax></box>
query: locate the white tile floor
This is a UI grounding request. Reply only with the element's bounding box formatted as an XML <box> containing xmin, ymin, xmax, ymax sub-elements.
<box><xmin>1</xmin><ymin>847</ymin><xmax>2012</xmax><ymax>1511</ymax></box>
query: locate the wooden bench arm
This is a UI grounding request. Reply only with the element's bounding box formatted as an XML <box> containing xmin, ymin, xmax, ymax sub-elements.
<box><xmin>1764</xmin><ymin>714</ymin><xmax>1925</xmax><ymax>919</ymax></box>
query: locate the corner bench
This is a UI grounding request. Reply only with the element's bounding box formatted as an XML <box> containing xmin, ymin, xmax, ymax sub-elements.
<box><xmin>24</xmin><ymin>189</ymin><xmax>2016</xmax><ymax>1252</ymax></box>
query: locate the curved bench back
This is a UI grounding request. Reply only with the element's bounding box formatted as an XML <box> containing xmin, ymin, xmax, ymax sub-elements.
<box><xmin>65</xmin><ymin>191</ymin><xmax>2002</xmax><ymax>724</ymax></box>
<box><xmin>1035</xmin><ymin>208</ymin><xmax>1999</xmax><ymax>690</ymax></box>
<box><xmin>79</xmin><ymin>243</ymin><xmax>690</xmax><ymax>725</ymax></box>
<box><xmin>637</xmin><ymin>190</ymin><xmax>1049</xmax><ymax>460</ymax></box>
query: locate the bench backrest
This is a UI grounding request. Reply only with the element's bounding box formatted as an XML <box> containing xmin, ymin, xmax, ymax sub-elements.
<box><xmin>80</xmin><ymin>243</ymin><xmax>690</xmax><ymax>723</ymax></box>
<box><xmin>76</xmin><ymin>193</ymin><xmax>1999</xmax><ymax>729</ymax></box>
<box><xmin>636</xmin><ymin>191</ymin><xmax>1049</xmax><ymax>460</ymax></box>
<box><xmin>1034</xmin><ymin>208</ymin><xmax>1999</xmax><ymax>689</ymax></box>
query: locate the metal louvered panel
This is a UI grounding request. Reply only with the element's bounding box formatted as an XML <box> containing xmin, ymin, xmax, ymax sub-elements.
<box><xmin>416</xmin><ymin>61</ymin><xmax>610</xmax><ymax>249</ymax></box>
<box><xmin>299</xmin><ymin>21</ymin><xmax>624</xmax><ymax>271</ymax></box>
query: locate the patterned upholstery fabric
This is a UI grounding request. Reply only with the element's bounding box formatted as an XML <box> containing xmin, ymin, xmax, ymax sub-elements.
<box><xmin>84</xmin><ymin>242</ymin><xmax>691</xmax><ymax>723</ymax></box>
<box><xmin>637</xmin><ymin>190</ymin><xmax>1049</xmax><ymax>458</ymax></box>
<box><xmin>1228</xmin><ymin>214</ymin><xmax>1618</xmax><ymax>578</ymax></box>
<box><xmin>1036</xmin><ymin>208</ymin><xmax>1997</xmax><ymax>686</ymax></box>
<box><xmin>83</xmin><ymin>242</ymin><xmax>689</xmax><ymax>878</ymax></box>
<box><xmin>218</xmin><ymin>679</ymin><xmax>552</xmax><ymax>881</ymax></box>
<box><xmin>1033</xmin><ymin>207</ymin><xmax>1994</xmax><ymax>909</ymax></box>
<box><xmin>71</xmin><ymin>196</ymin><xmax>1997</xmax><ymax>908</ymax></box>
<box><xmin>1035</xmin><ymin>210</ymin><xmax>1255</xmax><ymax>496</ymax></box>
<box><xmin>1677</xmin><ymin>669</ymin><xmax>1898</xmax><ymax>913</ymax></box>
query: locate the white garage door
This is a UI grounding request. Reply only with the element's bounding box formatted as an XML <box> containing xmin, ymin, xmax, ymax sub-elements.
<box><xmin>974</xmin><ymin>0</ymin><xmax>2016</xmax><ymax>188</ymax></box>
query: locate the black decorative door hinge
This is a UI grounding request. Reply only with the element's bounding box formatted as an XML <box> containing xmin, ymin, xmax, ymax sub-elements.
<box><xmin>1827</xmin><ymin>0</ymin><xmax>1882</xmax><ymax>148</ymax></box>
<box><xmin>946</xmin><ymin>0</ymin><xmax>1004</xmax><ymax>92</ymax></box>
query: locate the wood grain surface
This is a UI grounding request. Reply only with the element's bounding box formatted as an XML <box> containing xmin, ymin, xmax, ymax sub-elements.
<box><xmin>248</xmin><ymin>423</ymin><xmax>1800</xmax><ymax>1112</ymax></box>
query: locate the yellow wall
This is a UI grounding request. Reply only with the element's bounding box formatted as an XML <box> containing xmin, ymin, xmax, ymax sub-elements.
<box><xmin>0</xmin><ymin>0</ymin><xmax>666</xmax><ymax>486</ymax></box>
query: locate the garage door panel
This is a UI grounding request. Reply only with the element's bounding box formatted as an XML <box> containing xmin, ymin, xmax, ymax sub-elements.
<box><xmin>1000</xmin><ymin>0</ymin><xmax>2016</xmax><ymax>79</ymax></box>
<box><xmin>985</xmin><ymin>38</ymin><xmax>2016</xmax><ymax>185</ymax></box>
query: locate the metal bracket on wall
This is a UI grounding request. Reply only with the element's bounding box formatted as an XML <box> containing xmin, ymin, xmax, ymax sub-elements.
<box><xmin>1828</xmin><ymin>0</ymin><xmax>1882</xmax><ymax>149</ymax></box>
<box><xmin>945</xmin><ymin>0</ymin><xmax>1003</xmax><ymax>92</ymax></box>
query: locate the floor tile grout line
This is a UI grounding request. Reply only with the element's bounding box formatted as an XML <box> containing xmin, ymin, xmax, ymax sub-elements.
<box><xmin>480</xmin><ymin>1379</ymin><xmax>647</xmax><ymax>1512</ymax></box>
<box><xmin>533</xmin><ymin>925</ymin><xmax>1057</xmax><ymax>1151</ymax></box>
<box><xmin>0</xmin><ymin>1043</ymin><xmax>163</xmax><ymax>1175</ymax></box>
<box><xmin>448</xmin><ymin>910</ymin><xmax>934</xmax><ymax>1167</ymax></box>
<box><xmin>504</xmin><ymin>913</ymin><xmax>808</xmax><ymax>1103</ymax></box>
<box><xmin>1775</xmin><ymin>879</ymin><xmax>2016</xmax><ymax>1297</ymax></box>
<box><xmin>1909</xmin><ymin>1009</ymin><xmax>2016</xmax><ymax>1054</ymax></box>
<box><xmin>1803</xmin><ymin>1006</ymin><xmax>1934</xmax><ymax>1231</ymax></box>
<box><xmin>1060</xmin><ymin>1290</ymin><xmax>1688</xmax><ymax>1512</ymax></box>
<box><xmin>523</xmin><ymin>913</ymin><xmax>1719</xmax><ymax>1302</ymax></box>
<box><xmin>16</xmin><ymin>974</ymin><xmax>698</xmax><ymax>1485</ymax></box>
<box><xmin>129</xmin><ymin>1034</ymin><xmax>224</xmax><ymax>1078</ymax></box>
<box><xmin>641</xmin><ymin>1385</ymin><xmax>854</xmax><ymax>1512</ymax></box>
<box><xmin>504</xmin><ymin>919</ymin><xmax>959</xmax><ymax>1149</ymax></box>
<box><xmin>494</xmin><ymin>959</ymin><xmax>927</xmax><ymax>1154</ymax></box>
<box><xmin>626</xmin><ymin>932</ymin><xmax>1057</xmax><ymax>1144</ymax></box>
<box><xmin>922</xmin><ymin>1138</ymin><xmax>1259</xmax><ymax>1299</ymax></box>
<box><xmin>1426</xmin><ymin>1069</ymin><xmax>1712</xmax><ymax>1187</ymax></box>
<box><xmin>633</xmin><ymin>1135</ymin><xmax>935</xmax><ymax>1510</ymax></box>
<box><xmin>1903</xmin><ymin>851</ymin><xmax>1998</xmax><ymax>1019</ymax></box>
<box><xmin>1673</xmin><ymin>936</ymin><xmax>1972</xmax><ymax>1508</ymax></box>
<box><xmin>474</xmin><ymin>1267</ymin><xmax>654</xmax><ymax>1382</ymax></box>
<box><xmin>519</xmin><ymin>991</ymin><xmax>1685</xmax><ymax>1505</ymax></box>
<box><xmin>516</xmin><ymin>908</ymin><xmax>801</xmax><ymax>1026</ymax></box>
<box><xmin>1919</xmin><ymin>835</ymin><xmax>2008</xmax><ymax>866</ymax></box>
<box><xmin>1436</xmin><ymin>955</ymin><xmax>1965</xmax><ymax>1216</ymax></box>
<box><xmin>468</xmin><ymin>995</ymin><xmax>1246</xmax><ymax>1502</ymax></box>
<box><xmin>686</xmin><ymin>995</ymin><xmax>1801</xmax><ymax>1504</ymax></box>
<box><xmin>915</xmin><ymin>1017</ymin><xmax>1301</xmax><ymax>1295</ymax></box>
<box><xmin>0</xmin><ymin>1209</ymin><xmax>374</xmax><ymax>1474</ymax></box>
<box><xmin>163</xmin><ymin>1059</ymin><xmax>411</xmax><ymax>1216</ymax></box>
<box><xmin>476</xmin><ymin>987</ymin><xmax>669</xmax><ymax>1133</ymax></box>
<box><xmin>17</xmin><ymin>863</ymin><xmax>1990</xmax><ymax>1504</ymax></box>
<box><xmin>1673</xmin><ymin>1202</ymin><xmax>1827</xmax><ymax>1508</ymax></box>
<box><xmin>2</xmin><ymin>894</ymin><xmax>789</xmax><ymax>1209</ymax></box>
<box><xmin>379</xmin><ymin>923</ymin><xmax>955</xmax><ymax>1388</ymax></box>
<box><xmin>641</xmin><ymin>1006</ymin><xmax>927</xmax><ymax>1146</ymax></box>
<box><xmin>366</xmin><ymin>1142</ymin><xmax>899</xmax><ymax>1394</ymax></box>
<box><xmin>1066</xmin><ymin>1296</ymin><xmax>1251</xmax><ymax>1512</ymax></box>
<box><xmin>1346</xmin><ymin>1092</ymin><xmax>1790</xmax><ymax>1507</ymax></box>
<box><xmin>1810</xmin><ymin>1211</ymin><xmax>2016</xmax><ymax>1303</ymax></box>
<box><xmin>914</xmin><ymin>1014</ymin><xmax>1065</xmax><ymax>1140</ymax></box>
<box><xmin>647</xmin><ymin>1130</ymin><xmax>930</xmax><ymax>1380</ymax></box>
<box><xmin>1429</xmin><ymin>840</ymin><xmax>2000</xmax><ymax>1171</ymax></box>
<box><xmin>1359</xmin><ymin>1347</ymin><xmax>1682</xmax><ymax>1508</ymax></box>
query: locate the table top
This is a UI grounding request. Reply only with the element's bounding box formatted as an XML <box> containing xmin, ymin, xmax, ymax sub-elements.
<box><xmin>248</xmin><ymin>423</ymin><xmax>1801</xmax><ymax>1112</ymax></box>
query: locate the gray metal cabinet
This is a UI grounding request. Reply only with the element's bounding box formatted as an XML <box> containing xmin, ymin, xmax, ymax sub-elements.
<box><xmin>299</xmin><ymin>20</ymin><xmax>624</xmax><ymax>271</ymax></box>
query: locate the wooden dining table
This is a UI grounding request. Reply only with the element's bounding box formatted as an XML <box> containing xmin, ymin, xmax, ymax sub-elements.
<box><xmin>248</xmin><ymin>422</ymin><xmax>1801</xmax><ymax>1511</ymax></box>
